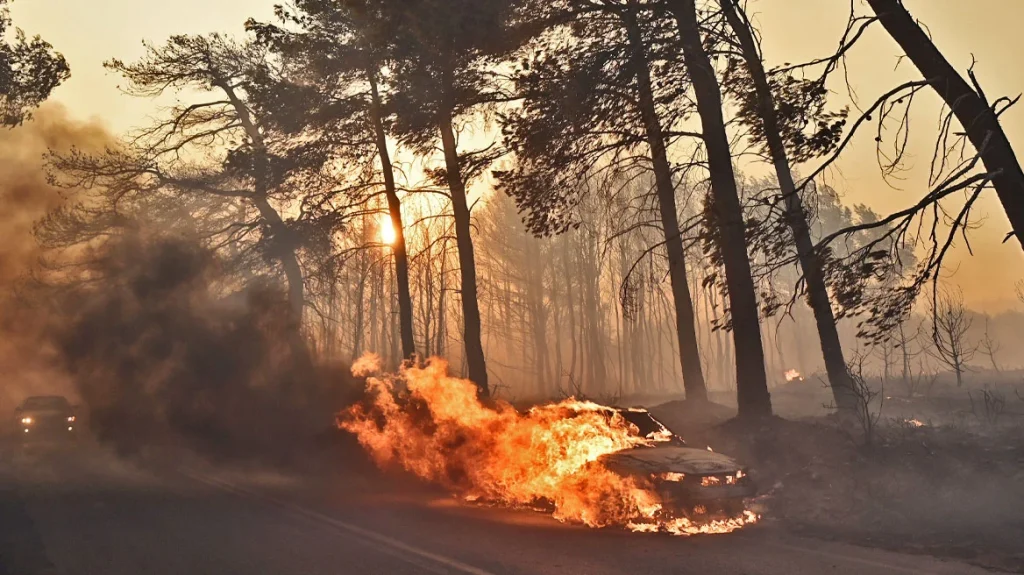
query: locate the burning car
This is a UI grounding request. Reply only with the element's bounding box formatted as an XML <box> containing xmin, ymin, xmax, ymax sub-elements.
<box><xmin>342</xmin><ymin>357</ymin><xmax>758</xmax><ymax>534</ymax></box>
<box><xmin>16</xmin><ymin>395</ymin><xmax>79</xmax><ymax>443</ymax></box>
<box><xmin>590</xmin><ymin>407</ymin><xmax>755</xmax><ymax>516</ymax></box>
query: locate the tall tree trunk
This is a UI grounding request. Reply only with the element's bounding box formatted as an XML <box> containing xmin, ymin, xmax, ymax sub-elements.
<box><xmin>720</xmin><ymin>0</ymin><xmax>856</xmax><ymax>410</ymax></box>
<box><xmin>670</xmin><ymin>0</ymin><xmax>772</xmax><ymax>418</ymax></box>
<box><xmin>614</xmin><ymin>250</ymin><xmax>627</xmax><ymax>394</ymax></box>
<box><xmin>865</xmin><ymin>0</ymin><xmax>1024</xmax><ymax>249</ymax></box>
<box><xmin>379</xmin><ymin>263</ymin><xmax>390</xmax><ymax>368</ymax></box>
<box><xmin>437</xmin><ymin>90</ymin><xmax>488</xmax><ymax>396</ymax></box>
<box><xmin>368</xmin><ymin>73</ymin><xmax>417</xmax><ymax>360</ymax></box>
<box><xmin>898</xmin><ymin>321</ymin><xmax>911</xmax><ymax>384</ymax></box>
<box><xmin>368</xmin><ymin>260</ymin><xmax>379</xmax><ymax>354</ymax></box>
<box><xmin>525</xmin><ymin>238</ymin><xmax>550</xmax><ymax>390</ymax></box>
<box><xmin>219</xmin><ymin>79</ymin><xmax>310</xmax><ymax>368</ymax></box>
<box><xmin>624</xmin><ymin>9</ymin><xmax>708</xmax><ymax>401</ymax></box>
<box><xmin>551</xmin><ymin>252</ymin><xmax>565</xmax><ymax>396</ymax></box>
<box><xmin>563</xmin><ymin>239</ymin><xmax>579</xmax><ymax>385</ymax></box>
<box><xmin>580</xmin><ymin>232</ymin><xmax>606</xmax><ymax>393</ymax></box>
<box><xmin>421</xmin><ymin>250</ymin><xmax>432</xmax><ymax>354</ymax></box>
<box><xmin>436</xmin><ymin>245</ymin><xmax>448</xmax><ymax>357</ymax></box>
<box><xmin>256</xmin><ymin>198</ymin><xmax>306</xmax><ymax>322</ymax></box>
<box><xmin>252</xmin><ymin>195</ymin><xmax>310</xmax><ymax>369</ymax></box>
<box><xmin>352</xmin><ymin>261</ymin><xmax>367</xmax><ymax>360</ymax></box>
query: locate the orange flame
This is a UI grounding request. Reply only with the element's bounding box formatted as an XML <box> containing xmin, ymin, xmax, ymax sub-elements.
<box><xmin>340</xmin><ymin>356</ymin><xmax>758</xmax><ymax>535</ymax></box>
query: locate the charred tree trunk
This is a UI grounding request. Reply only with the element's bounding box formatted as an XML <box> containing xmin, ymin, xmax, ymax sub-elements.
<box><xmin>624</xmin><ymin>8</ymin><xmax>708</xmax><ymax>401</ymax></box>
<box><xmin>670</xmin><ymin>0</ymin><xmax>772</xmax><ymax>418</ymax></box>
<box><xmin>369</xmin><ymin>73</ymin><xmax>417</xmax><ymax>360</ymax></box>
<box><xmin>866</xmin><ymin>0</ymin><xmax>1024</xmax><ymax>248</ymax></box>
<box><xmin>720</xmin><ymin>0</ymin><xmax>857</xmax><ymax>410</ymax></box>
<box><xmin>438</xmin><ymin>77</ymin><xmax>488</xmax><ymax>396</ymax></box>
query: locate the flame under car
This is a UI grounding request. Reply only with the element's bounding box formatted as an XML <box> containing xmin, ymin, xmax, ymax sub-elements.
<box><xmin>591</xmin><ymin>408</ymin><xmax>755</xmax><ymax>516</ymax></box>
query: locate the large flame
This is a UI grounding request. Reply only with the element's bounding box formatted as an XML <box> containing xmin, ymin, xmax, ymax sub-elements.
<box><xmin>340</xmin><ymin>354</ymin><xmax>757</xmax><ymax>535</ymax></box>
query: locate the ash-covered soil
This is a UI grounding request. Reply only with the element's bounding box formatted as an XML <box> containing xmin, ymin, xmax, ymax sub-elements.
<box><xmin>649</xmin><ymin>374</ymin><xmax>1024</xmax><ymax>573</ymax></box>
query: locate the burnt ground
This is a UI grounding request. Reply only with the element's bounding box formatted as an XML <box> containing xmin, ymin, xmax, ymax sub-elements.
<box><xmin>648</xmin><ymin>372</ymin><xmax>1024</xmax><ymax>573</ymax></box>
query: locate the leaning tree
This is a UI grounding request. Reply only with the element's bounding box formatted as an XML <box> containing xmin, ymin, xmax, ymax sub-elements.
<box><xmin>865</xmin><ymin>0</ymin><xmax>1024</xmax><ymax>250</ymax></box>
<box><xmin>715</xmin><ymin>0</ymin><xmax>856</xmax><ymax>410</ymax></box>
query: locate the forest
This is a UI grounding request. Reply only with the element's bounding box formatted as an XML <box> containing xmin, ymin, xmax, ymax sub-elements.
<box><xmin>21</xmin><ymin>0</ymin><xmax>1017</xmax><ymax>409</ymax></box>
<box><xmin>3</xmin><ymin>0</ymin><xmax>1024</xmax><ymax>571</ymax></box>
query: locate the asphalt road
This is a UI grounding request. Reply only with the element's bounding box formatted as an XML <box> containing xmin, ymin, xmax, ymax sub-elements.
<box><xmin>0</xmin><ymin>443</ymin><xmax>995</xmax><ymax>575</ymax></box>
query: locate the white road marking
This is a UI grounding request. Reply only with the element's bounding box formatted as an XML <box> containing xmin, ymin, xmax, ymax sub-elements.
<box><xmin>182</xmin><ymin>470</ymin><xmax>499</xmax><ymax>575</ymax></box>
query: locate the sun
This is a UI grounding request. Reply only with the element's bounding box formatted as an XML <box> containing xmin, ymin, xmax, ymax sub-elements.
<box><xmin>380</xmin><ymin>214</ymin><xmax>397</xmax><ymax>246</ymax></box>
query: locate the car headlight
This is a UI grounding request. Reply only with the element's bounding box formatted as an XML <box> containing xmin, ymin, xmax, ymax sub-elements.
<box><xmin>67</xmin><ymin>415</ymin><xmax>76</xmax><ymax>422</ymax></box>
<box><xmin>20</xmin><ymin>417</ymin><xmax>33</xmax><ymax>425</ymax></box>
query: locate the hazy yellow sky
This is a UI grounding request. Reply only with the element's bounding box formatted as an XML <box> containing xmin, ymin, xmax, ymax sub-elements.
<box><xmin>11</xmin><ymin>0</ymin><xmax>1024</xmax><ymax>312</ymax></box>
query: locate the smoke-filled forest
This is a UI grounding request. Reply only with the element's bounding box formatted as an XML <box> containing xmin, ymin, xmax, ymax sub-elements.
<box><xmin>3</xmin><ymin>0</ymin><xmax>1024</xmax><ymax>573</ymax></box>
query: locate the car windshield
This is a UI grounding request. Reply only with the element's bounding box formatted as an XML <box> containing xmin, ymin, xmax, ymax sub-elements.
<box><xmin>614</xmin><ymin>409</ymin><xmax>683</xmax><ymax>444</ymax></box>
<box><xmin>21</xmin><ymin>396</ymin><xmax>71</xmax><ymax>410</ymax></box>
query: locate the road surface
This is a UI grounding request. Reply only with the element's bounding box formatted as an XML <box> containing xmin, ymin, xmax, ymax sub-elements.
<box><xmin>0</xmin><ymin>444</ymin><xmax>994</xmax><ymax>575</ymax></box>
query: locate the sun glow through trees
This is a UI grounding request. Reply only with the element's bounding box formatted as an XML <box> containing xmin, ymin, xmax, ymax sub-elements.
<box><xmin>380</xmin><ymin>214</ymin><xmax>397</xmax><ymax>246</ymax></box>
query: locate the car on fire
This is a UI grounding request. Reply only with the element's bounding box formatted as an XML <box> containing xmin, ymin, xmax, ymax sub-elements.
<box><xmin>592</xmin><ymin>407</ymin><xmax>755</xmax><ymax>515</ymax></box>
<box><xmin>15</xmin><ymin>395</ymin><xmax>79</xmax><ymax>443</ymax></box>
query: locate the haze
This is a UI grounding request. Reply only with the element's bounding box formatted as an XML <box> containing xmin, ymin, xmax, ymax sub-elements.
<box><xmin>13</xmin><ymin>0</ymin><xmax>1024</xmax><ymax>312</ymax></box>
<box><xmin>2</xmin><ymin>2</ymin><xmax>1024</xmax><ymax>574</ymax></box>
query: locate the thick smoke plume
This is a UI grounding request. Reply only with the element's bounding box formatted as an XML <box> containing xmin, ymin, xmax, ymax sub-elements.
<box><xmin>48</xmin><ymin>231</ymin><xmax>355</xmax><ymax>460</ymax></box>
<box><xmin>0</xmin><ymin>104</ymin><xmax>110</xmax><ymax>411</ymax></box>
<box><xmin>0</xmin><ymin>105</ymin><xmax>353</xmax><ymax>460</ymax></box>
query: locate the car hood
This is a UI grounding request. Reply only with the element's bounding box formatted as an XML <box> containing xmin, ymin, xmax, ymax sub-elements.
<box><xmin>21</xmin><ymin>409</ymin><xmax>69</xmax><ymax>416</ymax></box>
<box><xmin>599</xmin><ymin>446</ymin><xmax>743</xmax><ymax>476</ymax></box>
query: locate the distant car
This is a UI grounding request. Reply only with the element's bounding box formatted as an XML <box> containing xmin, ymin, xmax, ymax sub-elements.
<box><xmin>591</xmin><ymin>407</ymin><xmax>755</xmax><ymax>516</ymax></box>
<box><xmin>16</xmin><ymin>395</ymin><xmax>79</xmax><ymax>442</ymax></box>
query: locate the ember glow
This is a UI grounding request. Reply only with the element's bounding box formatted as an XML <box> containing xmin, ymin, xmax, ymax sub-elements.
<box><xmin>340</xmin><ymin>355</ymin><xmax>758</xmax><ymax>535</ymax></box>
<box><xmin>784</xmin><ymin>369</ymin><xmax>803</xmax><ymax>382</ymax></box>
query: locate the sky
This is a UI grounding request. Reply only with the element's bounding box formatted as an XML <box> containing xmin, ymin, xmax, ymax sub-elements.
<box><xmin>10</xmin><ymin>0</ymin><xmax>1024</xmax><ymax>312</ymax></box>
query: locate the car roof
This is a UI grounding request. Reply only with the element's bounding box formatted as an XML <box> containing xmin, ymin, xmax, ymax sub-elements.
<box><xmin>20</xmin><ymin>395</ymin><xmax>71</xmax><ymax>408</ymax></box>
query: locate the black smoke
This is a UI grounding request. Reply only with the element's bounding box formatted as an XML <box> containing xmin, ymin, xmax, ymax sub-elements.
<box><xmin>50</xmin><ymin>232</ymin><xmax>354</xmax><ymax>462</ymax></box>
